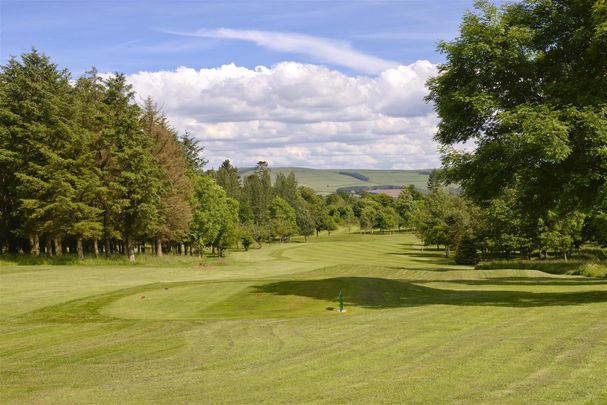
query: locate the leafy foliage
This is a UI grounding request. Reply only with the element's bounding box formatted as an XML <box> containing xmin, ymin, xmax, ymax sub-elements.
<box><xmin>427</xmin><ymin>0</ymin><xmax>607</xmax><ymax>227</ymax></box>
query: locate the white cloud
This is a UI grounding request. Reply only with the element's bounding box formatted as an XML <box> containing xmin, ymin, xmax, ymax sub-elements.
<box><xmin>127</xmin><ymin>60</ymin><xmax>440</xmax><ymax>169</ymax></box>
<box><xmin>164</xmin><ymin>28</ymin><xmax>399</xmax><ymax>74</ymax></box>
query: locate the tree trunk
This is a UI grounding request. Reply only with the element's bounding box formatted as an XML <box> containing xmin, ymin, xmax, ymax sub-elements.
<box><xmin>180</xmin><ymin>243</ymin><xmax>185</xmax><ymax>256</ymax></box>
<box><xmin>126</xmin><ymin>237</ymin><xmax>135</xmax><ymax>262</ymax></box>
<box><xmin>156</xmin><ymin>238</ymin><xmax>163</xmax><ymax>257</ymax></box>
<box><xmin>30</xmin><ymin>233</ymin><xmax>40</xmax><ymax>256</ymax></box>
<box><xmin>104</xmin><ymin>238</ymin><xmax>111</xmax><ymax>258</ymax></box>
<box><xmin>45</xmin><ymin>239</ymin><xmax>53</xmax><ymax>256</ymax></box>
<box><xmin>93</xmin><ymin>239</ymin><xmax>99</xmax><ymax>257</ymax></box>
<box><xmin>54</xmin><ymin>238</ymin><xmax>62</xmax><ymax>256</ymax></box>
<box><xmin>76</xmin><ymin>237</ymin><xmax>84</xmax><ymax>260</ymax></box>
<box><xmin>103</xmin><ymin>208</ymin><xmax>112</xmax><ymax>257</ymax></box>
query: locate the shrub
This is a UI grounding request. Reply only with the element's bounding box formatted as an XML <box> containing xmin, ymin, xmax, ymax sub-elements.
<box><xmin>241</xmin><ymin>234</ymin><xmax>254</xmax><ymax>251</ymax></box>
<box><xmin>454</xmin><ymin>235</ymin><xmax>479</xmax><ymax>265</ymax></box>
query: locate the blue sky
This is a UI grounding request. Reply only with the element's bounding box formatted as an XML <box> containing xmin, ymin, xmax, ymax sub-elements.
<box><xmin>1</xmin><ymin>0</ymin><xmax>476</xmax><ymax>74</ymax></box>
<box><xmin>0</xmin><ymin>0</ymin><xmax>489</xmax><ymax>169</ymax></box>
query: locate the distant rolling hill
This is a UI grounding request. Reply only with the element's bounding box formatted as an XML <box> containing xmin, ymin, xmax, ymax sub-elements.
<box><xmin>238</xmin><ymin>167</ymin><xmax>432</xmax><ymax>194</ymax></box>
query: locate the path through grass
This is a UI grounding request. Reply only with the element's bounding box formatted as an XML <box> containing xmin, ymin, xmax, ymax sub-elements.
<box><xmin>1</xmin><ymin>233</ymin><xmax>607</xmax><ymax>404</ymax></box>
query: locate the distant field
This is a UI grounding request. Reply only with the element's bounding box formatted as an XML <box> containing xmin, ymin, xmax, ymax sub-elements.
<box><xmin>239</xmin><ymin>167</ymin><xmax>431</xmax><ymax>194</ymax></box>
<box><xmin>2</xmin><ymin>231</ymin><xmax>607</xmax><ymax>404</ymax></box>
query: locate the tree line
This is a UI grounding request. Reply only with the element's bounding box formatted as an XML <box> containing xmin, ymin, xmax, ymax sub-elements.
<box><xmin>0</xmin><ymin>49</ymin><xmax>419</xmax><ymax>260</ymax></box>
<box><xmin>209</xmin><ymin>160</ymin><xmax>424</xmax><ymax>244</ymax></box>
<box><xmin>3</xmin><ymin>0</ymin><xmax>606</xmax><ymax>269</ymax></box>
<box><xmin>412</xmin><ymin>172</ymin><xmax>606</xmax><ymax>265</ymax></box>
<box><xmin>0</xmin><ymin>50</ymin><xmax>227</xmax><ymax>260</ymax></box>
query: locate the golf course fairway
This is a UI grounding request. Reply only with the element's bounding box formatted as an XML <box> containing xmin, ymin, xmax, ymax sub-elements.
<box><xmin>1</xmin><ymin>232</ymin><xmax>606</xmax><ymax>404</ymax></box>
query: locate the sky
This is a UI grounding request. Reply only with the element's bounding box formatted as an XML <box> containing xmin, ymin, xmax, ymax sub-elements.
<box><xmin>0</xmin><ymin>0</ymin><xmax>487</xmax><ymax>169</ymax></box>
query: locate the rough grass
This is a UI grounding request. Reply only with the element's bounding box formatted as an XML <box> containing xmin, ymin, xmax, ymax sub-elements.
<box><xmin>476</xmin><ymin>259</ymin><xmax>607</xmax><ymax>278</ymax></box>
<box><xmin>0</xmin><ymin>253</ymin><xmax>216</xmax><ymax>267</ymax></box>
<box><xmin>569</xmin><ymin>263</ymin><xmax>607</xmax><ymax>278</ymax></box>
<box><xmin>2</xmin><ymin>233</ymin><xmax>607</xmax><ymax>404</ymax></box>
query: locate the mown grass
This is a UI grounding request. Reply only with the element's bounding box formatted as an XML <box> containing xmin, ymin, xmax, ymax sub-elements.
<box><xmin>1</xmin><ymin>232</ymin><xmax>607</xmax><ymax>404</ymax></box>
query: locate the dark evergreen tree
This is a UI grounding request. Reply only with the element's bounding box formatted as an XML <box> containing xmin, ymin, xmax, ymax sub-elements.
<box><xmin>243</xmin><ymin>161</ymin><xmax>273</xmax><ymax>225</ymax></box>
<box><xmin>214</xmin><ymin>159</ymin><xmax>241</xmax><ymax>200</ymax></box>
<box><xmin>454</xmin><ymin>234</ymin><xmax>479</xmax><ymax>265</ymax></box>
<box><xmin>0</xmin><ymin>50</ymin><xmax>102</xmax><ymax>257</ymax></box>
<box><xmin>140</xmin><ymin>98</ymin><xmax>193</xmax><ymax>256</ymax></box>
<box><xmin>101</xmin><ymin>74</ymin><xmax>163</xmax><ymax>261</ymax></box>
<box><xmin>180</xmin><ymin>131</ymin><xmax>207</xmax><ymax>174</ymax></box>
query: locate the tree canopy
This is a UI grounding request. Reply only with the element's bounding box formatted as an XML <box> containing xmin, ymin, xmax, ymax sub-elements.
<box><xmin>427</xmin><ymin>0</ymin><xmax>607</xmax><ymax>222</ymax></box>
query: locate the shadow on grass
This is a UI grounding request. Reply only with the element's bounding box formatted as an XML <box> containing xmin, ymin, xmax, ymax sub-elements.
<box><xmin>387</xmin><ymin>252</ymin><xmax>453</xmax><ymax>266</ymax></box>
<box><xmin>254</xmin><ymin>277</ymin><xmax>607</xmax><ymax>308</ymax></box>
<box><xmin>413</xmin><ymin>277</ymin><xmax>607</xmax><ymax>287</ymax></box>
<box><xmin>387</xmin><ymin>252</ymin><xmax>447</xmax><ymax>259</ymax></box>
<box><xmin>387</xmin><ymin>266</ymin><xmax>464</xmax><ymax>273</ymax></box>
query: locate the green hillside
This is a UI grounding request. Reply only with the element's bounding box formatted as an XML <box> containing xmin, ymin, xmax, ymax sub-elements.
<box><xmin>238</xmin><ymin>167</ymin><xmax>431</xmax><ymax>194</ymax></box>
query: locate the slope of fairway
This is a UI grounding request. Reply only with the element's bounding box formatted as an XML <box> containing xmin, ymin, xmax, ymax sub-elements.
<box><xmin>238</xmin><ymin>167</ymin><xmax>430</xmax><ymax>193</ymax></box>
<box><xmin>2</xmin><ymin>233</ymin><xmax>607</xmax><ymax>404</ymax></box>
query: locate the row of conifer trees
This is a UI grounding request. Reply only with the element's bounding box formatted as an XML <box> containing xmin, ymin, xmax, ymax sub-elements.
<box><xmin>0</xmin><ymin>50</ymin><xmax>218</xmax><ymax>260</ymax></box>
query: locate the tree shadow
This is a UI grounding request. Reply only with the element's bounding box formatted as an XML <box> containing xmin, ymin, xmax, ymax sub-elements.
<box><xmin>387</xmin><ymin>252</ymin><xmax>454</xmax><ymax>266</ymax></box>
<box><xmin>253</xmin><ymin>277</ymin><xmax>607</xmax><ymax>308</ymax></box>
<box><xmin>388</xmin><ymin>266</ymin><xmax>462</xmax><ymax>273</ymax></box>
<box><xmin>413</xmin><ymin>277</ymin><xmax>607</xmax><ymax>287</ymax></box>
<box><xmin>387</xmin><ymin>252</ymin><xmax>445</xmax><ymax>258</ymax></box>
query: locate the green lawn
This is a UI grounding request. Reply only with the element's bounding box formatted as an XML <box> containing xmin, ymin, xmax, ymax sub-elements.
<box><xmin>2</xmin><ymin>232</ymin><xmax>607</xmax><ymax>404</ymax></box>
